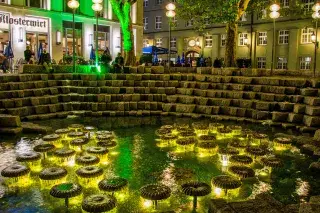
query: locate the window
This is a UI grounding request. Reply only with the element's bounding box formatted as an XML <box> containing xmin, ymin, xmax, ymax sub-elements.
<box><xmin>302</xmin><ymin>0</ymin><xmax>314</xmax><ymax>11</ymax></box>
<box><xmin>301</xmin><ymin>28</ymin><xmax>314</xmax><ymax>44</ymax></box>
<box><xmin>155</xmin><ymin>16</ymin><xmax>162</xmax><ymax>29</ymax></box>
<box><xmin>143</xmin><ymin>39</ymin><xmax>149</xmax><ymax>47</ymax></box>
<box><xmin>240</xmin><ymin>12</ymin><xmax>247</xmax><ymax>22</ymax></box>
<box><xmin>0</xmin><ymin>0</ymin><xmax>8</xmax><ymax>3</ymax></box>
<box><xmin>170</xmin><ymin>37</ymin><xmax>176</xmax><ymax>48</ymax></box>
<box><xmin>300</xmin><ymin>57</ymin><xmax>311</xmax><ymax>70</ymax></box>
<box><xmin>279</xmin><ymin>30</ymin><xmax>289</xmax><ymax>44</ymax></box>
<box><xmin>258</xmin><ymin>32</ymin><xmax>267</xmax><ymax>45</ymax></box>
<box><xmin>221</xmin><ymin>34</ymin><xmax>226</xmax><ymax>47</ymax></box>
<box><xmin>258</xmin><ymin>9</ymin><xmax>267</xmax><ymax>20</ymax></box>
<box><xmin>257</xmin><ymin>57</ymin><xmax>266</xmax><ymax>69</ymax></box>
<box><xmin>156</xmin><ymin>0</ymin><xmax>162</xmax><ymax>5</ymax></box>
<box><xmin>156</xmin><ymin>38</ymin><xmax>162</xmax><ymax>47</ymax></box>
<box><xmin>26</xmin><ymin>0</ymin><xmax>47</xmax><ymax>9</ymax></box>
<box><xmin>186</xmin><ymin>19</ymin><xmax>193</xmax><ymax>27</ymax></box>
<box><xmin>143</xmin><ymin>17</ymin><xmax>148</xmax><ymax>30</ymax></box>
<box><xmin>238</xmin><ymin>33</ymin><xmax>248</xmax><ymax>46</ymax></box>
<box><xmin>280</xmin><ymin>0</ymin><xmax>289</xmax><ymax>8</ymax></box>
<box><xmin>204</xmin><ymin>18</ymin><xmax>210</xmax><ymax>25</ymax></box>
<box><xmin>205</xmin><ymin>35</ymin><xmax>213</xmax><ymax>47</ymax></box>
<box><xmin>143</xmin><ymin>0</ymin><xmax>148</xmax><ymax>7</ymax></box>
<box><xmin>277</xmin><ymin>57</ymin><xmax>288</xmax><ymax>69</ymax></box>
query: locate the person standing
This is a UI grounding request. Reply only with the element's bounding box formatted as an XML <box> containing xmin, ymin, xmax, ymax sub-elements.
<box><xmin>24</xmin><ymin>46</ymin><xmax>33</xmax><ymax>64</ymax></box>
<box><xmin>114</xmin><ymin>52</ymin><xmax>124</xmax><ymax>73</ymax></box>
<box><xmin>0</xmin><ymin>53</ymin><xmax>8</xmax><ymax>73</ymax></box>
<box><xmin>38</xmin><ymin>49</ymin><xmax>53</xmax><ymax>72</ymax></box>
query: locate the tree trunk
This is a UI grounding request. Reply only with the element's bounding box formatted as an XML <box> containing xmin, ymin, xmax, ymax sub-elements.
<box><xmin>123</xmin><ymin>22</ymin><xmax>136</xmax><ymax>66</ymax></box>
<box><xmin>225</xmin><ymin>22</ymin><xmax>238</xmax><ymax>67</ymax></box>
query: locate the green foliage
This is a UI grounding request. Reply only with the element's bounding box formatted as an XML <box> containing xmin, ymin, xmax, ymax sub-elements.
<box><xmin>100</xmin><ymin>54</ymin><xmax>112</xmax><ymax>65</ymax></box>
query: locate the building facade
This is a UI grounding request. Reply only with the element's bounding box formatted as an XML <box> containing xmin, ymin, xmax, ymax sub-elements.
<box><xmin>0</xmin><ymin>0</ymin><xmax>143</xmax><ymax>63</ymax></box>
<box><xmin>143</xmin><ymin>0</ymin><xmax>319</xmax><ymax>71</ymax></box>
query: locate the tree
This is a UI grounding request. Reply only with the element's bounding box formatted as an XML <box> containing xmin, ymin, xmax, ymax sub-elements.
<box><xmin>177</xmin><ymin>0</ymin><xmax>270</xmax><ymax>67</ymax></box>
<box><xmin>110</xmin><ymin>0</ymin><xmax>136</xmax><ymax>66</ymax></box>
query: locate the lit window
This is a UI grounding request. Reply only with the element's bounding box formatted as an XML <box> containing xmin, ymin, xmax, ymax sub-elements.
<box><xmin>143</xmin><ymin>0</ymin><xmax>148</xmax><ymax>7</ymax></box>
<box><xmin>155</xmin><ymin>16</ymin><xmax>162</xmax><ymax>29</ymax></box>
<box><xmin>277</xmin><ymin>57</ymin><xmax>288</xmax><ymax>69</ymax></box>
<box><xmin>143</xmin><ymin>39</ymin><xmax>149</xmax><ymax>47</ymax></box>
<box><xmin>257</xmin><ymin>57</ymin><xmax>266</xmax><ymax>69</ymax></box>
<box><xmin>258</xmin><ymin>32</ymin><xmax>267</xmax><ymax>45</ymax></box>
<box><xmin>143</xmin><ymin>17</ymin><xmax>148</xmax><ymax>30</ymax></box>
<box><xmin>302</xmin><ymin>0</ymin><xmax>314</xmax><ymax>11</ymax></box>
<box><xmin>221</xmin><ymin>34</ymin><xmax>226</xmax><ymax>47</ymax></box>
<box><xmin>156</xmin><ymin>38</ymin><xmax>162</xmax><ymax>47</ymax></box>
<box><xmin>301</xmin><ymin>28</ymin><xmax>314</xmax><ymax>44</ymax></box>
<box><xmin>186</xmin><ymin>19</ymin><xmax>193</xmax><ymax>27</ymax></box>
<box><xmin>240</xmin><ymin>12</ymin><xmax>247</xmax><ymax>22</ymax></box>
<box><xmin>258</xmin><ymin>9</ymin><xmax>267</xmax><ymax>20</ymax></box>
<box><xmin>238</xmin><ymin>33</ymin><xmax>248</xmax><ymax>46</ymax></box>
<box><xmin>26</xmin><ymin>0</ymin><xmax>47</xmax><ymax>9</ymax></box>
<box><xmin>156</xmin><ymin>0</ymin><xmax>163</xmax><ymax>5</ymax></box>
<box><xmin>300</xmin><ymin>57</ymin><xmax>311</xmax><ymax>70</ymax></box>
<box><xmin>170</xmin><ymin>37</ymin><xmax>176</xmax><ymax>48</ymax></box>
<box><xmin>205</xmin><ymin>35</ymin><xmax>213</xmax><ymax>47</ymax></box>
<box><xmin>280</xmin><ymin>0</ymin><xmax>289</xmax><ymax>8</ymax></box>
<box><xmin>279</xmin><ymin>30</ymin><xmax>289</xmax><ymax>44</ymax></box>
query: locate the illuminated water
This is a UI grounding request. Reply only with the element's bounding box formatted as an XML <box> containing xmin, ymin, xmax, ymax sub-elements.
<box><xmin>0</xmin><ymin>116</ymin><xmax>319</xmax><ymax>213</ymax></box>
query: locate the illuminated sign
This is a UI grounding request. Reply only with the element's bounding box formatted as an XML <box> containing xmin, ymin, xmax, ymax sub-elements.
<box><xmin>0</xmin><ymin>14</ymin><xmax>47</xmax><ymax>28</ymax></box>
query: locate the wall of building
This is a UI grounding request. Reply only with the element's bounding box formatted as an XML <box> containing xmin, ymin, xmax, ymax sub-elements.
<box><xmin>0</xmin><ymin>0</ymin><xmax>143</xmax><ymax>63</ymax></box>
<box><xmin>143</xmin><ymin>0</ymin><xmax>319</xmax><ymax>71</ymax></box>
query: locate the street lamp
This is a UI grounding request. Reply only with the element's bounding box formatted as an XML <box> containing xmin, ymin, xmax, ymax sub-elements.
<box><xmin>68</xmin><ymin>0</ymin><xmax>80</xmax><ymax>73</ymax></box>
<box><xmin>269</xmin><ymin>3</ymin><xmax>280</xmax><ymax>74</ymax></box>
<box><xmin>166</xmin><ymin>2</ymin><xmax>176</xmax><ymax>71</ymax></box>
<box><xmin>92</xmin><ymin>0</ymin><xmax>103</xmax><ymax>70</ymax></box>
<box><xmin>312</xmin><ymin>3</ymin><xmax>320</xmax><ymax>77</ymax></box>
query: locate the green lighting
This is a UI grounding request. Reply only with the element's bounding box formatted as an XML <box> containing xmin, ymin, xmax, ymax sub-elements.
<box><xmin>97</xmin><ymin>65</ymin><xmax>101</xmax><ymax>73</ymax></box>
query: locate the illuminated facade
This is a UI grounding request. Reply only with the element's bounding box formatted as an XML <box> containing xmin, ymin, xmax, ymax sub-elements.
<box><xmin>0</xmin><ymin>0</ymin><xmax>143</xmax><ymax>62</ymax></box>
<box><xmin>144</xmin><ymin>0</ymin><xmax>320</xmax><ymax>71</ymax></box>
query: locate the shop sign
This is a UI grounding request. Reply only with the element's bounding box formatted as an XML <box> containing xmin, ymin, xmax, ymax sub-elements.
<box><xmin>0</xmin><ymin>12</ymin><xmax>49</xmax><ymax>33</ymax></box>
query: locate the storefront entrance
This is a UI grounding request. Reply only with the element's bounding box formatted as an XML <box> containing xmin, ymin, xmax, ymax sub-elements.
<box><xmin>0</xmin><ymin>30</ymin><xmax>9</xmax><ymax>54</ymax></box>
<box><xmin>26</xmin><ymin>32</ymin><xmax>49</xmax><ymax>59</ymax></box>
<box><xmin>63</xmin><ymin>21</ymin><xmax>83</xmax><ymax>57</ymax></box>
<box><xmin>93</xmin><ymin>25</ymin><xmax>110</xmax><ymax>55</ymax></box>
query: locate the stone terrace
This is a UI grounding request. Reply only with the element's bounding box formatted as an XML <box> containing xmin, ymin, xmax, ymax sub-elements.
<box><xmin>1</xmin><ymin>67</ymin><xmax>320</xmax><ymax>133</ymax></box>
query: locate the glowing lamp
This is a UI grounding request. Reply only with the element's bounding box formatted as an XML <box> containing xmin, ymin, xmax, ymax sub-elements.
<box><xmin>89</xmin><ymin>34</ymin><xmax>93</xmax><ymax>46</ymax></box>
<box><xmin>312</xmin><ymin>12</ymin><xmax>320</xmax><ymax>19</ymax></box>
<box><xmin>222</xmin><ymin>155</ymin><xmax>228</xmax><ymax>166</ymax></box>
<box><xmin>67</xmin><ymin>0</ymin><xmax>80</xmax><ymax>9</ymax></box>
<box><xmin>313</xmin><ymin>3</ymin><xmax>320</xmax><ymax>11</ymax></box>
<box><xmin>143</xmin><ymin>200</ymin><xmax>153</xmax><ymax>208</ymax></box>
<box><xmin>18</xmin><ymin>27</ymin><xmax>23</xmax><ymax>42</ymax></box>
<box><xmin>311</xmin><ymin>32</ymin><xmax>317</xmax><ymax>43</ymax></box>
<box><xmin>166</xmin><ymin>3</ymin><xmax>176</xmax><ymax>11</ymax></box>
<box><xmin>195</xmin><ymin>39</ymin><xmax>200</xmax><ymax>46</ymax></box>
<box><xmin>56</xmin><ymin>30</ymin><xmax>61</xmax><ymax>45</ymax></box>
<box><xmin>269</xmin><ymin>11</ymin><xmax>280</xmax><ymax>19</ymax></box>
<box><xmin>214</xmin><ymin>187</ymin><xmax>222</xmax><ymax>197</ymax></box>
<box><xmin>92</xmin><ymin>0</ymin><xmax>103</xmax><ymax>3</ymax></box>
<box><xmin>166</xmin><ymin>10</ymin><xmax>176</xmax><ymax>18</ymax></box>
<box><xmin>270</xmin><ymin>3</ymin><xmax>280</xmax><ymax>12</ymax></box>
<box><xmin>92</xmin><ymin>3</ymin><xmax>103</xmax><ymax>12</ymax></box>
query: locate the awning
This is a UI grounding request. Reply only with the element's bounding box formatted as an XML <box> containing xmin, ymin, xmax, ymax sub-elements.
<box><xmin>142</xmin><ymin>46</ymin><xmax>177</xmax><ymax>55</ymax></box>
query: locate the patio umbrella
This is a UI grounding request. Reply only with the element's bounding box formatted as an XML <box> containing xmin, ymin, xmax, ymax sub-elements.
<box><xmin>177</xmin><ymin>55</ymin><xmax>181</xmax><ymax>64</ymax></box>
<box><xmin>181</xmin><ymin>52</ymin><xmax>185</xmax><ymax>64</ymax></box>
<box><xmin>153</xmin><ymin>51</ymin><xmax>158</xmax><ymax>64</ymax></box>
<box><xmin>4</xmin><ymin>41</ymin><xmax>14</xmax><ymax>71</ymax></box>
<box><xmin>37</xmin><ymin>42</ymin><xmax>43</xmax><ymax>60</ymax></box>
<box><xmin>90</xmin><ymin>46</ymin><xmax>95</xmax><ymax>61</ymax></box>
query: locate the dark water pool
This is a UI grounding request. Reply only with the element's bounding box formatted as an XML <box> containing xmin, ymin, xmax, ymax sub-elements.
<box><xmin>0</xmin><ymin>116</ymin><xmax>319</xmax><ymax>213</ymax></box>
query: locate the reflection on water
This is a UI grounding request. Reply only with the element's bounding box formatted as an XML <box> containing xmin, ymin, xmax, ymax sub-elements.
<box><xmin>0</xmin><ymin>116</ymin><xmax>319</xmax><ymax>212</ymax></box>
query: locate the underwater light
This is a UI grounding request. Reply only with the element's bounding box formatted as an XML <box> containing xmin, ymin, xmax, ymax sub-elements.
<box><xmin>214</xmin><ymin>187</ymin><xmax>222</xmax><ymax>196</ymax></box>
<box><xmin>143</xmin><ymin>200</ymin><xmax>153</xmax><ymax>208</ymax></box>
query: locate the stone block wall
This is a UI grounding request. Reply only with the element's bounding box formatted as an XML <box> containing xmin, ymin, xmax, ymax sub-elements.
<box><xmin>1</xmin><ymin>69</ymin><xmax>320</xmax><ymax>132</ymax></box>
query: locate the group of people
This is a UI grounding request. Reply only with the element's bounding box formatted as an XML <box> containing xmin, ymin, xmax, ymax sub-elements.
<box><xmin>153</xmin><ymin>56</ymin><xmax>213</xmax><ymax>68</ymax></box>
